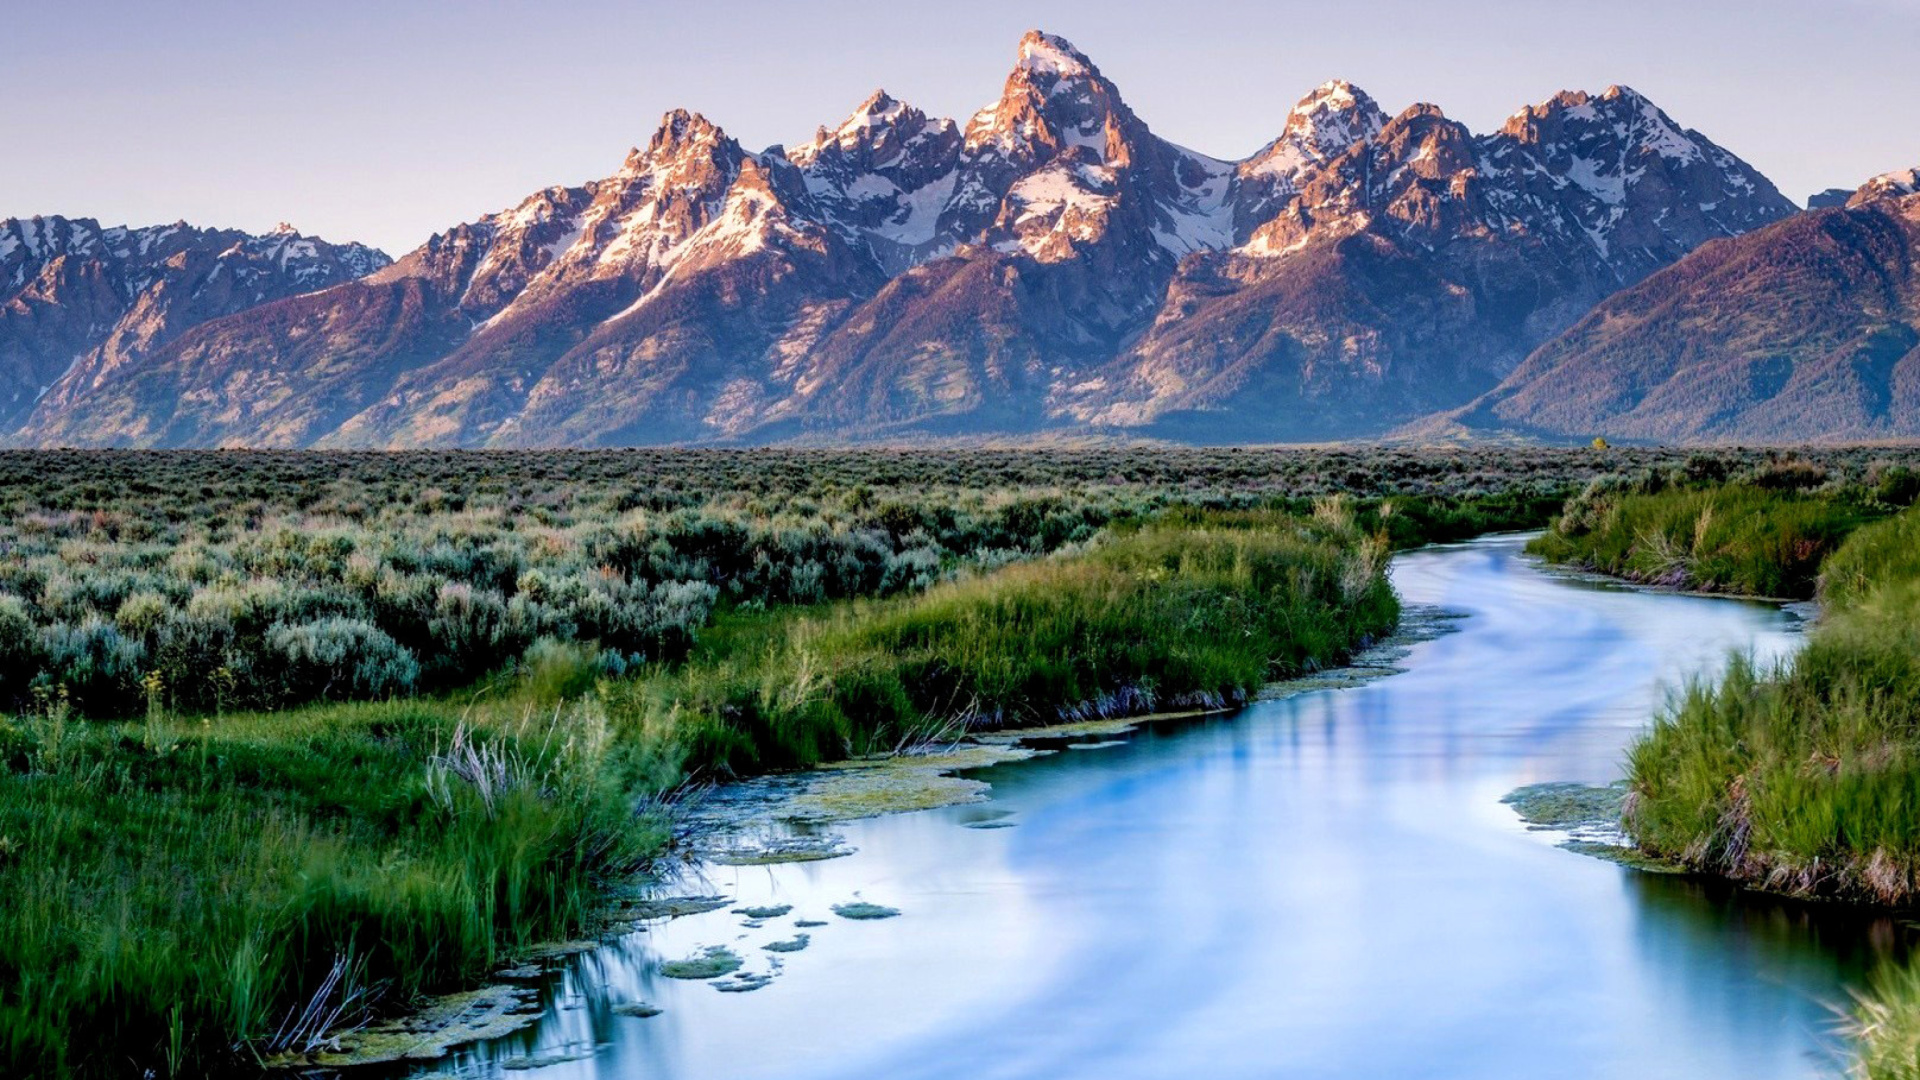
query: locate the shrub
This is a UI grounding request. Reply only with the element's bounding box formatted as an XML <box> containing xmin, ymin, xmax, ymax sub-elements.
<box><xmin>266</xmin><ymin>619</ymin><xmax>420</xmax><ymax>701</ymax></box>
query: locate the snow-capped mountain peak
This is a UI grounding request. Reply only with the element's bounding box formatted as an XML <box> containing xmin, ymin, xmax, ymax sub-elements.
<box><xmin>965</xmin><ymin>29</ymin><xmax>1127</xmax><ymax>162</ymax></box>
<box><xmin>1013</xmin><ymin>29</ymin><xmax>1094</xmax><ymax>82</ymax></box>
<box><xmin>1852</xmin><ymin>166</ymin><xmax>1920</xmax><ymax>206</ymax></box>
<box><xmin>1244</xmin><ymin>79</ymin><xmax>1388</xmax><ymax>185</ymax></box>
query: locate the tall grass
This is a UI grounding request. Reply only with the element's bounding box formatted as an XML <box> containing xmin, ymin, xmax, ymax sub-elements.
<box><xmin>611</xmin><ymin>510</ymin><xmax>1398</xmax><ymax>776</ymax></box>
<box><xmin>0</xmin><ymin>660</ymin><xmax>659</xmax><ymax>1078</ymax></box>
<box><xmin>1623</xmin><ymin>508</ymin><xmax>1920</xmax><ymax>901</ymax></box>
<box><xmin>1527</xmin><ymin>470</ymin><xmax>1877</xmax><ymax>598</ymax></box>
<box><xmin>1599</xmin><ymin>503</ymin><xmax>1920</xmax><ymax>1076</ymax></box>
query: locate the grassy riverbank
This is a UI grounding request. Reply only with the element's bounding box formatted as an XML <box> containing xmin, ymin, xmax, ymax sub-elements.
<box><xmin>1624</xmin><ymin>508</ymin><xmax>1920</xmax><ymax>901</ymax></box>
<box><xmin>1523</xmin><ymin>458</ymin><xmax>1907</xmax><ymax>597</ymax></box>
<box><xmin>1621</xmin><ymin>507</ymin><xmax>1920</xmax><ymax>1078</ymax></box>
<box><xmin>611</xmin><ymin>509</ymin><xmax>1398</xmax><ymax>777</ymax></box>
<box><xmin>0</xmin><ymin>502</ymin><xmax>1396</xmax><ymax>1077</ymax></box>
<box><xmin>1532</xmin><ymin>469</ymin><xmax>1920</xmax><ymax>1077</ymax></box>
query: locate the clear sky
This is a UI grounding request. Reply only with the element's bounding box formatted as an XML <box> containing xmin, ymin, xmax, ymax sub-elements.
<box><xmin>7</xmin><ymin>0</ymin><xmax>1917</xmax><ymax>256</ymax></box>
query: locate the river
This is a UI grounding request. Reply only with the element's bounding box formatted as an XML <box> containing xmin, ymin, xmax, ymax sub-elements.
<box><xmin>412</xmin><ymin>534</ymin><xmax>1910</xmax><ymax>1079</ymax></box>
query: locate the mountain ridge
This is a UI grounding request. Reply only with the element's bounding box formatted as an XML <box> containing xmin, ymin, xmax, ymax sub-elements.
<box><xmin>5</xmin><ymin>30</ymin><xmax>1810</xmax><ymax>448</ymax></box>
<box><xmin>1434</xmin><ymin>167</ymin><xmax>1920</xmax><ymax>443</ymax></box>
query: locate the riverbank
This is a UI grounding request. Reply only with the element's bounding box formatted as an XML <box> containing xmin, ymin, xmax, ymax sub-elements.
<box><xmin>1529</xmin><ymin>471</ymin><xmax>1920</xmax><ymax>1077</ymax></box>
<box><xmin>5</xmin><ymin>445</ymin><xmax>1904</xmax><ymax>1078</ymax></box>
<box><xmin>403</xmin><ymin>532</ymin><xmax>1863</xmax><ymax>1080</ymax></box>
<box><xmin>0</xmin><ymin>505</ymin><xmax>1407</xmax><ymax>1077</ymax></box>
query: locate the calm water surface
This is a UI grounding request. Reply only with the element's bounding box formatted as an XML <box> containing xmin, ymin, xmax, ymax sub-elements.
<box><xmin>421</xmin><ymin>535</ymin><xmax>1910</xmax><ymax>1080</ymax></box>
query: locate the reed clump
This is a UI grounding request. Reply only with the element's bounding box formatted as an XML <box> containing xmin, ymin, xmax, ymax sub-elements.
<box><xmin>1525</xmin><ymin>459</ymin><xmax>1898</xmax><ymax>598</ymax></box>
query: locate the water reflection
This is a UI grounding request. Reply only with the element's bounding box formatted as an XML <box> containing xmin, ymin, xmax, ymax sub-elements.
<box><xmin>414</xmin><ymin>535</ymin><xmax>1904</xmax><ymax>1080</ymax></box>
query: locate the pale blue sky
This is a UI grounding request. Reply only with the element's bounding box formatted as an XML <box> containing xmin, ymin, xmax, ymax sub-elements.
<box><xmin>7</xmin><ymin>0</ymin><xmax>1917</xmax><ymax>255</ymax></box>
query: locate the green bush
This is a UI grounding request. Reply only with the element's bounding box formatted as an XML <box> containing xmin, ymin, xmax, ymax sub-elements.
<box><xmin>614</xmin><ymin>512</ymin><xmax>1398</xmax><ymax>777</ymax></box>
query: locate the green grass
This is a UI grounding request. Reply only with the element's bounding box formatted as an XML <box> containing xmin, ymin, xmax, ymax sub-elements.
<box><xmin>1527</xmin><ymin>480</ymin><xmax>1876</xmax><ymax>598</ymax></box>
<box><xmin>1852</xmin><ymin>963</ymin><xmax>1920</xmax><ymax>1080</ymax></box>
<box><xmin>603</xmin><ymin>509</ymin><xmax>1398</xmax><ymax>777</ymax></box>
<box><xmin>1624</xmin><ymin>551</ymin><xmax>1920</xmax><ymax>901</ymax></box>
<box><xmin>0</xmin><ymin>507</ymin><xmax>1398</xmax><ymax>1077</ymax></box>
<box><xmin>0</xmin><ymin>657</ymin><xmax>664</xmax><ymax>1078</ymax></box>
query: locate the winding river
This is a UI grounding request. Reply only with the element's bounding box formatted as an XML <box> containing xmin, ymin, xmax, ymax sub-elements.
<box><xmin>415</xmin><ymin>535</ymin><xmax>1912</xmax><ymax>1079</ymax></box>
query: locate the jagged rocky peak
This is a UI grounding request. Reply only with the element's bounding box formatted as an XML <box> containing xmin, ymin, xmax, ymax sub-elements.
<box><xmin>1230</xmin><ymin>79</ymin><xmax>1388</xmax><ymax>241</ymax></box>
<box><xmin>1498</xmin><ymin>84</ymin><xmax>1704</xmax><ymax>163</ymax></box>
<box><xmin>1243</xmin><ymin>80</ymin><xmax>1388</xmax><ymax>181</ymax></box>
<box><xmin>621</xmin><ymin>109</ymin><xmax>744</xmax><ymax>185</ymax></box>
<box><xmin>799</xmin><ymin>89</ymin><xmax>912</xmax><ymax>156</ymax></box>
<box><xmin>1852</xmin><ymin>167</ymin><xmax>1920</xmax><ymax>207</ymax></box>
<box><xmin>789</xmin><ymin>88</ymin><xmax>960</xmax><ymax>183</ymax></box>
<box><xmin>965</xmin><ymin>30</ymin><xmax>1135</xmax><ymax>164</ymax></box>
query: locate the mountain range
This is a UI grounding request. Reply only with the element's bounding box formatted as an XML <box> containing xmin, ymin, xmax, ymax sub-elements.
<box><xmin>6</xmin><ymin>30</ymin><xmax>1909</xmax><ymax>447</ymax></box>
<box><xmin>1438</xmin><ymin>168</ymin><xmax>1920</xmax><ymax>442</ymax></box>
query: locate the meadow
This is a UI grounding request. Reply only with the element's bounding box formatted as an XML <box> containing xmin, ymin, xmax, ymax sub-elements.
<box><xmin>1</xmin><ymin>444</ymin><xmax>1915</xmax><ymax>1077</ymax></box>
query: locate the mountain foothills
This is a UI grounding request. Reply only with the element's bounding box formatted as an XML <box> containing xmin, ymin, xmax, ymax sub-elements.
<box><xmin>3</xmin><ymin>30</ymin><xmax>1870</xmax><ymax>447</ymax></box>
<box><xmin>1443</xmin><ymin>169</ymin><xmax>1920</xmax><ymax>442</ymax></box>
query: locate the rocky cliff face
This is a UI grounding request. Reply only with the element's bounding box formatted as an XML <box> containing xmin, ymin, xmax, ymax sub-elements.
<box><xmin>6</xmin><ymin>31</ymin><xmax>1802</xmax><ymax>447</ymax></box>
<box><xmin>1441</xmin><ymin>168</ymin><xmax>1920</xmax><ymax>443</ymax></box>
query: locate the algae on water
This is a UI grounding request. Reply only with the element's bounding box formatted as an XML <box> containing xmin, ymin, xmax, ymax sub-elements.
<box><xmin>763</xmin><ymin>933</ymin><xmax>811</xmax><ymax>953</ymax></box>
<box><xmin>660</xmin><ymin>946</ymin><xmax>744</xmax><ymax>980</ymax></box>
<box><xmin>1503</xmin><ymin>781</ymin><xmax>1627</xmax><ymax>831</ymax></box>
<box><xmin>713</xmin><ymin>972</ymin><xmax>775</xmax><ymax>993</ymax></box>
<box><xmin>832</xmin><ymin>902</ymin><xmax>900</xmax><ymax>920</ymax></box>
<box><xmin>265</xmin><ymin>984</ymin><xmax>543</xmax><ymax>1068</ymax></box>
<box><xmin>1503</xmin><ymin>781</ymin><xmax>1686</xmax><ymax>874</ymax></box>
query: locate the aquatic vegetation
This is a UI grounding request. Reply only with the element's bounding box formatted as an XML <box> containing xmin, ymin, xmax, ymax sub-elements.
<box><xmin>780</xmin><ymin>746</ymin><xmax>1043</xmax><ymax>821</ymax></box>
<box><xmin>611</xmin><ymin>1002</ymin><xmax>663</xmax><ymax>1018</ymax></box>
<box><xmin>268</xmin><ymin>983</ymin><xmax>544</xmax><ymax>1068</ymax></box>
<box><xmin>832</xmin><ymin>902</ymin><xmax>901</xmax><ymax>920</ymax></box>
<box><xmin>733</xmin><ymin>904</ymin><xmax>794</xmax><ymax>920</ymax></box>
<box><xmin>762</xmin><ymin>934</ymin><xmax>811</xmax><ymax>953</ymax></box>
<box><xmin>659</xmin><ymin>946</ymin><xmax>745</xmax><ymax>980</ymax></box>
<box><xmin>712</xmin><ymin>973</ymin><xmax>775</xmax><ymax>993</ymax></box>
<box><xmin>1502</xmin><ymin>782</ymin><xmax>1626</xmax><ymax>831</ymax></box>
<box><xmin>623</xmin><ymin>896</ymin><xmax>733</xmax><ymax>920</ymax></box>
<box><xmin>502</xmin><ymin>1048</ymin><xmax>596</xmax><ymax>1070</ymax></box>
<box><xmin>1504</xmin><ymin>781</ymin><xmax>1684</xmax><ymax>873</ymax></box>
